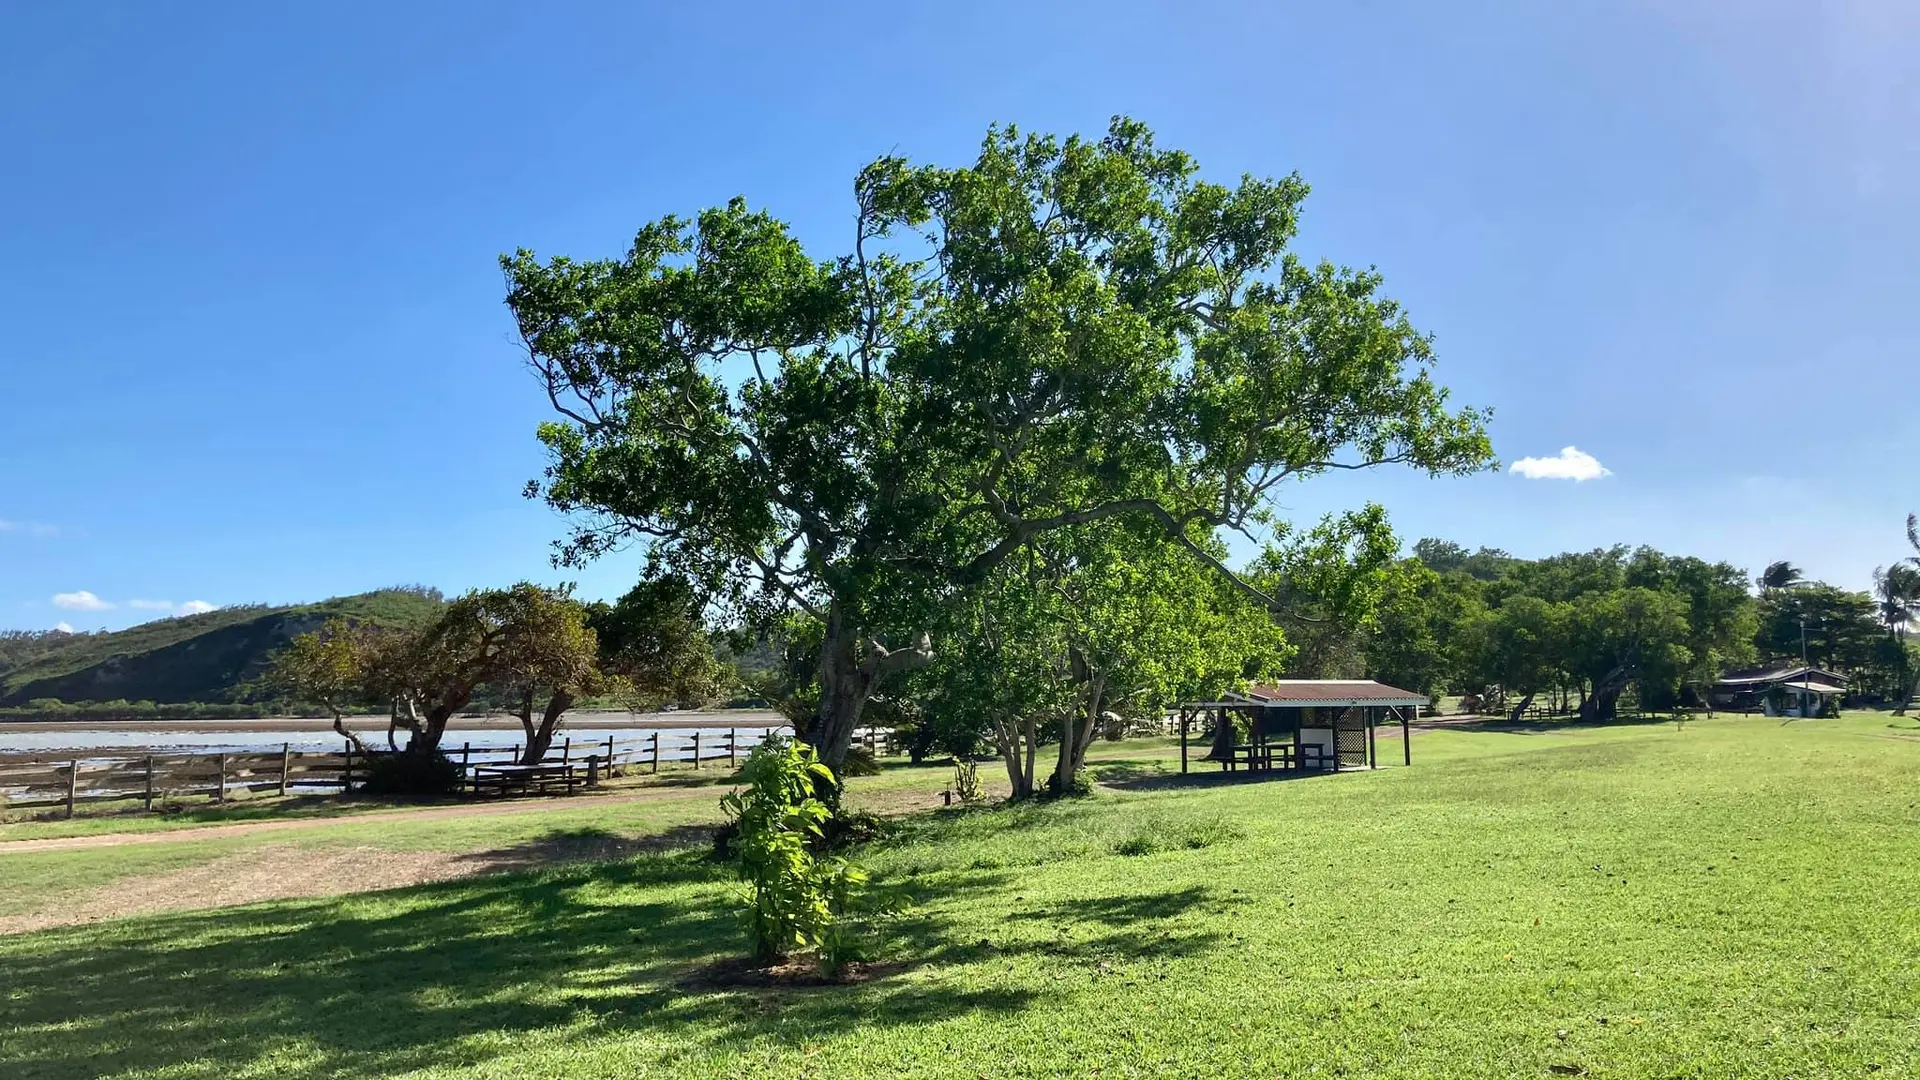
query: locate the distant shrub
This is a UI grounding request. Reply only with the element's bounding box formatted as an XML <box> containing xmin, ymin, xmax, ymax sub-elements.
<box><xmin>357</xmin><ymin>751</ymin><xmax>463</xmax><ymax>796</ymax></box>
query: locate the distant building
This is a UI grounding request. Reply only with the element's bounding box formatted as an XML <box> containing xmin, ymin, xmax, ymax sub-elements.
<box><xmin>1710</xmin><ymin>664</ymin><xmax>1848</xmax><ymax>717</ymax></box>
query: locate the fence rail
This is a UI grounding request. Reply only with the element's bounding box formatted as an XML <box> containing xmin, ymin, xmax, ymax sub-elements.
<box><xmin>0</xmin><ymin>725</ymin><xmax>798</xmax><ymax>817</ymax></box>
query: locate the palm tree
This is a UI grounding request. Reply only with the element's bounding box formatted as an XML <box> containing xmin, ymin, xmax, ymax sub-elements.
<box><xmin>1897</xmin><ymin>514</ymin><xmax>1920</xmax><ymax>715</ymax></box>
<box><xmin>1758</xmin><ymin>560</ymin><xmax>1803</xmax><ymax>597</ymax></box>
<box><xmin>1872</xmin><ymin>563</ymin><xmax>1920</xmax><ymax>639</ymax></box>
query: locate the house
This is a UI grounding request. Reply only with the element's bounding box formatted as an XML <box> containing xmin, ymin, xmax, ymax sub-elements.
<box><xmin>1710</xmin><ymin>664</ymin><xmax>1848</xmax><ymax>717</ymax></box>
<box><xmin>1176</xmin><ymin>680</ymin><xmax>1429</xmax><ymax>774</ymax></box>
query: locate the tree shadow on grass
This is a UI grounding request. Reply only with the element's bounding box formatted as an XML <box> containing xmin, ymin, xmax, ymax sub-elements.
<box><xmin>0</xmin><ymin>833</ymin><xmax>1066</xmax><ymax>1080</ymax></box>
<box><xmin>1429</xmin><ymin>712</ymin><xmax>1688</xmax><ymax>736</ymax></box>
<box><xmin>450</xmin><ymin>824</ymin><xmax>719</xmax><ymax>871</ymax></box>
<box><xmin>1099</xmin><ymin>765</ymin><xmax>1329</xmax><ymax>792</ymax></box>
<box><xmin>863</xmin><ymin>882</ymin><xmax>1229</xmax><ymax>974</ymax></box>
<box><xmin>1086</xmin><ymin>758</ymin><xmax>1172</xmax><ymax>785</ymax></box>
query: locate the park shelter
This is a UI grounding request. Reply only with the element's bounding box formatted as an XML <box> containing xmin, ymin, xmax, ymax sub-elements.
<box><xmin>1710</xmin><ymin>664</ymin><xmax>1848</xmax><ymax>716</ymax></box>
<box><xmin>1176</xmin><ymin>680</ymin><xmax>1428</xmax><ymax>774</ymax></box>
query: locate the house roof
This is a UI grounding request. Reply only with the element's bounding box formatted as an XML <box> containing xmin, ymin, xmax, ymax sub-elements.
<box><xmin>1211</xmin><ymin>680</ymin><xmax>1429</xmax><ymax>707</ymax></box>
<box><xmin>1713</xmin><ymin>664</ymin><xmax>1847</xmax><ymax>688</ymax></box>
<box><xmin>1781</xmin><ymin>680</ymin><xmax>1848</xmax><ymax>696</ymax></box>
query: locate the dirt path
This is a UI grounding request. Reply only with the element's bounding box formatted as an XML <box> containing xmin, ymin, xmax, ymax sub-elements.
<box><xmin>0</xmin><ymin>785</ymin><xmax>718</xmax><ymax>855</ymax></box>
<box><xmin>0</xmin><ymin>825</ymin><xmax>720</xmax><ymax>935</ymax></box>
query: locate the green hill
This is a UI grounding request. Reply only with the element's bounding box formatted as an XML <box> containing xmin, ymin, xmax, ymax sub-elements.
<box><xmin>0</xmin><ymin>589</ymin><xmax>445</xmax><ymax>707</ymax></box>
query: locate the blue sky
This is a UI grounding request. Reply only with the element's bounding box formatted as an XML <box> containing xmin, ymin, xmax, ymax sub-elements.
<box><xmin>2</xmin><ymin>1</ymin><xmax>1915</xmax><ymax>632</ymax></box>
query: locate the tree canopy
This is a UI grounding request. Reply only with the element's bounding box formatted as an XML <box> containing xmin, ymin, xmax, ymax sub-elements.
<box><xmin>506</xmin><ymin>117</ymin><xmax>1493</xmax><ymax>770</ymax></box>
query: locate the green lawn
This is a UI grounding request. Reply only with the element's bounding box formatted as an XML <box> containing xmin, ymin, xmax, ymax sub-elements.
<box><xmin>3</xmin><ymin>715</ymin><xmax>1918</xmax><ymax>1078</ymax></box>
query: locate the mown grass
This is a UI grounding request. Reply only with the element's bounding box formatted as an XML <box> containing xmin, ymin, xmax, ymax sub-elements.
<box><xmin>2</xmin><ymin>715</ymin><xmax>1918</xmax><ymax>1078</ymax></box>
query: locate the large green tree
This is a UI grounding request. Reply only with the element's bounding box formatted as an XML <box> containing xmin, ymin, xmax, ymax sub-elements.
<box><xmin>504</xmin><ymin>118</ymin><xmax>1492</xmax><ymax>770</ymax></box>
<box><xmin>1465</xmin><ymin>594</ymin><xmax>1569</xmax><ymax>721</ymax></box>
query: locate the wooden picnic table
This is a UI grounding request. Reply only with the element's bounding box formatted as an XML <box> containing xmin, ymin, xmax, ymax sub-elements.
<box><xmin>470</xmin><ymin>762</ymin><xmax>579</xmax><ymax>797</ymax></box>
<box><xmin>1223</xmin><ymin>742</ymin><xmax>1296</xmax><ymax>772</ymax></box>
<box><xmin>1222</xmin><ymin>741</ymin><xmax>1336</xmax><ymax>773</ymax></box>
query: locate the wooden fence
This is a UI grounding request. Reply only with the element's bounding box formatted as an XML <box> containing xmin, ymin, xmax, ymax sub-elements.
<box><xmin>0</xmin><ymin>725</ymin><xmax>790</xmax><ymax>817</ymax></box>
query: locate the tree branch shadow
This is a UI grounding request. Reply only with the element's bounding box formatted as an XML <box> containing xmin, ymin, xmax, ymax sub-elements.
<box><xmin>0</xmin><ymin>831</ymin><xmax>1111</xmax><ymax>1080</ymax></box>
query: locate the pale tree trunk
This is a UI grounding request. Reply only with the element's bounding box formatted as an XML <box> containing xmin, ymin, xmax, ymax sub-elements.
<box><xmin>404</xmin><ymin>691</ymin><xmax>467</xmax><ymax>758</ymax></box>
<box><xmin>1023</xmin><ymin>716</ymin><xmax>1038</xmax><ymax>798</ymax></box>
<box><xmin>805</xmin><ymin>601</ymin><xmax>931</xmax><ymax>777</ymax></box>
<box><xmin>518</xmin><ymin>690</ymin><xmax>576</xmax><ymax>766</ymax></box>
<box><xmin>328</xmin><ymin>700</ymin><xmax>371</xmax><ymax>755</ymax></box>
<box><xmin>995</xmin><ymin>713</ymin><xmax>1039</xmax><ymax>799</ymax></box>
<box><xmin>1051</xmin><ymin>674</ymin><xmax>1106</xmax><ymax>794</ymax></box>
<box><xmin>810</xmin><ymin>618</ymin><xmax>869</xmax><ymax>775</ymax></box>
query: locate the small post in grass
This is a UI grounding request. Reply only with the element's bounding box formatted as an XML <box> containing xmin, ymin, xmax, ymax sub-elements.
<box><xmin>280</xmin><ymin>742</ymin><xmax>291</xmax><ymax>797</ymax></box>
<box><xmin>144</xmin><ymin>754</ymin><xmax>155</xmax><ymax>810</ymax></box>
<box><xmin>216</xmin><ymin>753</ymin><xmax>227</xmax><ymax>804</ymax></box>
<box><xmin>692</xmin><ymin>730</ymin><xmax>701</xmax><ymax>769</ymax></box>
<box><xmin>65</xmin><ymin>758</ymin><xmax>78</xmax><ymax>818</ymax></box>
<box><xmin>562</xmin><ymin>737</ymin><xmax>571</xmax><ymax>768</ymax></box>
<box><xmin>650</xmin><ymin>731</ymin><xmax>660</xmax><ymax>773</ymax></box>
<box><xmin>728</xmin><ymin>727</ymin><xmax>737</xmax><ymax>767</ymax></box>
<box><xmin>342</xmin><ymin>741</ymin><xmax>354</xmax><ymax>792</ymax></box>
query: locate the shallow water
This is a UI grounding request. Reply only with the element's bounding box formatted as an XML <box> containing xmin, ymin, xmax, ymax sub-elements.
<box><xmin>0</xmin><ymin>724</ymin><xmax>782</xmax><ymax>760</ymax></box>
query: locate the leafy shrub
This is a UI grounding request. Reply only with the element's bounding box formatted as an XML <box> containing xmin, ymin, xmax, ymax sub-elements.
<box><xmin>720</xmin><ymin>736</ymin><xmax>870</xmax><ymax>972</ymax></box>
<box><xmin>357</xmin><ymin>750</ymin><xmax>463</xmax><ymax>796</ymax></box>
<box><xmin>952</xmin><ymin>758</ymin><xmax>985</xmax><ymax>803</ymax></box>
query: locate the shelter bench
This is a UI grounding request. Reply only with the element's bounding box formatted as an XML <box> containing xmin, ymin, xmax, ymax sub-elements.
<box><xmin>470</xmin><ymin>762</ymin><xmax>579</xmax><ymax>797</ymax></box>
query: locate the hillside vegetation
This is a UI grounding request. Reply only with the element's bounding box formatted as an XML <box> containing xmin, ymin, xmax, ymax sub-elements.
<box><xmin>0</xmin><ymin>589</ymin><xmax>444</xmax><ymax>708</ymax></box>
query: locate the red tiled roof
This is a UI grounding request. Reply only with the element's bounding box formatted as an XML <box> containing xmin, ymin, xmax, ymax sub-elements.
<box><xmin>1237</xmin><ymin>680</ymin><xmax>1428</xmax><ymax>706</ymax></box>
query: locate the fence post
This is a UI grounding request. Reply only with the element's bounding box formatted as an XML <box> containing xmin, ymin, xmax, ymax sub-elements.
<box><xmin>586</xmin><ymin>754</ymin><xmax>600</xmax><ymax>788</ymax></box>
<box><xmin>462</xmin><ymin>742</ymin><xmax>471</xmax><ymax>793</ymax></box>
<box><xmin>728</xmin><ymin>727</ymin><xmax>737</xmax><ymax>767</ymax></box>
<box><xmin>280</xmin><ymin>742</ymin><xmax>291</xmax><ymax>797</ymax></box>
<box><xmin>606</xmin><ymin>734</ymin><xmax>615</xmax><ymax>769</ymax></box>
<box><xmin>562</xmin><ymin>737</ymin><xmax>571</xmax><ymax>767</ymax></box>
<box><xmin>144</xmin><ymin>754</ymin><xmax>156</xmax><ymax>810</ymax></box>
<box><xmin>65</xmin><ymin>758</ymin><xmax>78</xmax><ymax>819</ymax></box>
<box><xmin>342</xmin><ymin>741</ymin><xmax>354</xmax><ymax>792</ymax></box>
<box><xmin>692</xmin><ymin>731</ymin><xmax>701</xmax><ymax>769</ymax></box>
<box><xmin>216</xmin><ymin>753</ymin><xmax>227</xmax><ymax>804</ymax></box>
<box><xmin>650</xmin><ymin>731</ymin><xmax>659</xmax><ymax>774</ymax></box>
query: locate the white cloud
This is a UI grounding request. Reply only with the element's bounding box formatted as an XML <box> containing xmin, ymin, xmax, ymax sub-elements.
<box><xmin>130</xmin><ymin>598</ymin><xmax>219</xmax><ymax>617</ymax></box>
<box><xmin>123</xmin><ymin>595</ymin><xmax>217</xmax><ymax>614</ymax></box>
<box><xmin>0</xmin><ymin>519</ymin><xmax>58</xmax><ymax>537</ymax></box>
<box><xmin>52</xmin><ymin>621</ymin><xmax>75</xmax><ymax>634</ymax></box>
<box><xmin>52</xmin><ymin>590</ymin><xmax>114</xmax><ymax>612</ymax></box>
<box><xmin>1509</xmin><ymin>446</ymin><xmax>1612</xmax><ymax>482</ymax></box>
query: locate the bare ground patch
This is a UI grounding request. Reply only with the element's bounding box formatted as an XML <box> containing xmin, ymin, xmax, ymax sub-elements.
<box><xmin>0</xmin><ymin>825</ymin><xmax>719</xmax><ymax>936</ymax></box>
